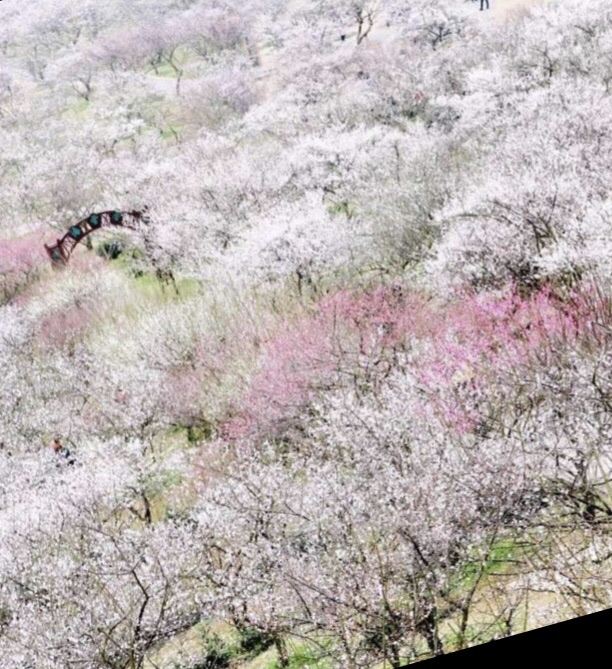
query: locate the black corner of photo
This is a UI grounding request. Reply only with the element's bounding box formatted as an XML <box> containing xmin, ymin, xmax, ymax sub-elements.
<box><xmin>409</xmin><ymin>608</ymin><xmax>612</xmax><ymax>667</ymax></box>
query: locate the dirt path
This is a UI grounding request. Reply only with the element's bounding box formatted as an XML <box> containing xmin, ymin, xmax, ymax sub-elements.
<box><xmin>490</xmin><ymin>0</ymin><xmax>545</xmax><ymax>21</ymax></box>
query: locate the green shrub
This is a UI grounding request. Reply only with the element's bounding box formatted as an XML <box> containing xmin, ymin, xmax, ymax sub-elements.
<box><xmin>237</xmin><ymin>626</ymin><xmax>276</xmax><ymax>656</ymax></box>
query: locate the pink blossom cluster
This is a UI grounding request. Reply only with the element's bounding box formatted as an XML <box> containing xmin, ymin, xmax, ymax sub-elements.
<box><xmin>35</xmin><ymin>303</ymin><xmax>95</xmax><ymax>350</ymax></box>
<box><xmin>0</xmin><ymin>232</ymin><xmax>46</xmax><ymax>276</ymax></box>
<box><xmin>162</xmin><ymin>337</ymin><xmax>231</xmax><ymax>426</ymax></box>
<box><xmin>415</xmin><ymin>283</ymin><xmax>609</xmax><ymax>431</ymax></box>
<box><xmin>224</xmin><ymin>282</ymin><xmax>608</xmax><ymax>440</ymax></box>
<box><xmin>223</xmin><ymin>284</ymin><xmax>427</xmax><ymax>440</ymax></box>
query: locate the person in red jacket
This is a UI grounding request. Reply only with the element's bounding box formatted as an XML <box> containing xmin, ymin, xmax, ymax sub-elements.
<box><xmin>50</xmin><ymin>437</ymin><xmax>76</xmax><ymax>466</ymax></box>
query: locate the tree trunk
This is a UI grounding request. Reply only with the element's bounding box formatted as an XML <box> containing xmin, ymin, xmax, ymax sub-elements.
<box><xmin>274</xmin><ymin>636</ymin><xmax>290</xmax><ymax>668</ymax></box>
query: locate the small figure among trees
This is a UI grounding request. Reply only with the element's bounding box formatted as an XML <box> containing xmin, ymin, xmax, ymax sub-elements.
<box><xmin>50</xmin><ymin>437</ymin><xmax>76</xmax><ymax>466</ymax></box>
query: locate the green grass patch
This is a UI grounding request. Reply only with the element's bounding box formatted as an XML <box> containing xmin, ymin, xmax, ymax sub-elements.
<box><xmin>453</xmin><ymin>537</ymin><xmax>526</xmax><ymax>593</ymax></box>
<box><xmin>443</xmin><ymin>619</ymin><xmax>512</xmax><ymax>653</ymax></box>
<box><xmin>63</xmin><ymin>96</ymin><xmax>91</xmax><ymax>118</ymax></box>
<box><xmin>160</xmin><ymin>125</ymin><xmax>182</xmax><ymax>141</ymax></box>
<box><xmin>277</xmin><ymin>642</ymin><xmax>333</xmax><ymax>669</ymax></box>
<box><xmin>326</xmin><ymin>199</ymin><xmax>357</xmax><ymax>219</ymax></box>
<box><xmin>159</xmin><ymin>425</ymin><xmax>206</xmax><ymax>450</ymax></box>
<box><xmin>93</xmin><ymin>239</ymin><xmax>201</xmax><ymax>303</ymax></box>
<box><xmin>149</xmin><ymin>46</ymin><xmax>197</xmax><ymax>78</ymax></box>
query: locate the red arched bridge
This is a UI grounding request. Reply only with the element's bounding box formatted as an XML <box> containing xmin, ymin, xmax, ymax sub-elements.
<box><xmin>44</xmin><ymin>209</ymin><xmax>149</xmax><ymax>267</ymax></box>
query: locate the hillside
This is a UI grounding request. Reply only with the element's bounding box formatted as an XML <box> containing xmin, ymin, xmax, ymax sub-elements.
<box><xmin>1</xmin><ymin>1</ymin><xmax>611</xmax><ymax>667</ymax></box>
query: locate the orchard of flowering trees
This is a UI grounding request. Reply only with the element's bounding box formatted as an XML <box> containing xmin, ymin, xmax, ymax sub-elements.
<box><xmin>1</xmin><ymin>0</ymin><xmax>612</xmax><ymax>666</ymax></box>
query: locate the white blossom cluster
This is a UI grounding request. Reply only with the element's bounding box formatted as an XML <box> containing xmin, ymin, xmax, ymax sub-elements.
<box><xmin>0</xmin><ymin>0</ymin><xmax>611</xmax><ymax>666</ymax></box>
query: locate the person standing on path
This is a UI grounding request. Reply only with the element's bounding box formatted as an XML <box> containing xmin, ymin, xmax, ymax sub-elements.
<box><xmin>480</xmin><ymin>0</ymin><xmax>490</xmax><ymax>9</ymax></box>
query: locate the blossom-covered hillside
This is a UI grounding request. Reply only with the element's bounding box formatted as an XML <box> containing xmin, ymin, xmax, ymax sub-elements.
<box><xmin>1</xmin><ymin>0</ymin><xmax>611</xmax><ymax>667</ymax></box>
